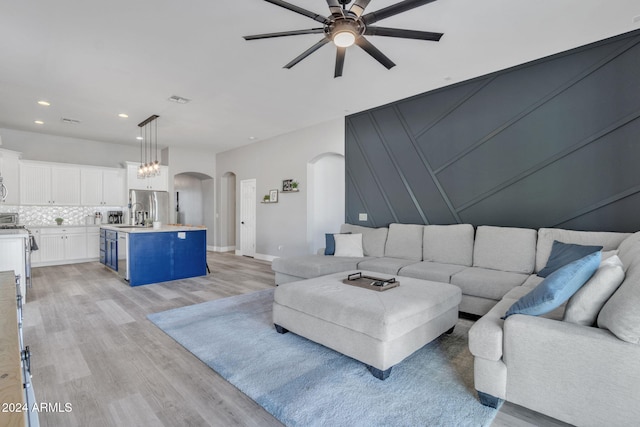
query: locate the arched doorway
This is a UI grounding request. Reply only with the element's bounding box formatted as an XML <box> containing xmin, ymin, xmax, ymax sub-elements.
<box><xmin>307</xmin><ymin>153</ymin><xmax>345</xmax><ymax>253</ymax></box>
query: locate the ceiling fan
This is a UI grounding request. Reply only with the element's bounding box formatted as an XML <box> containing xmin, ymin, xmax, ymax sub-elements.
<box><xmin>243</xmin><ymin>0</ymin><xmax>443</xmax><ymax>77</ymax></box>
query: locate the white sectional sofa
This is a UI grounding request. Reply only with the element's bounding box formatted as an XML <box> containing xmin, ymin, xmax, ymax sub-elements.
<box><xmin>272</xmin><ymin>223</ymin><xmax>640</xmax><ymax>425</ymax></box>
<box><xmin>274</xmin><ymin>222</ymin><xmax>548</xmax><ymax>316</ymax></box>
<box><xmin>469</xmin><ymin>228</ymin><xmax>640</xmax><ymax>427</ymax></box>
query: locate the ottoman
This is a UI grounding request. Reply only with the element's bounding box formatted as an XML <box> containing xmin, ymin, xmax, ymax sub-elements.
<box><xmin>273</xmin><ymin>270</ymin><xmax>461</xmax><ymax>379</ymax></box>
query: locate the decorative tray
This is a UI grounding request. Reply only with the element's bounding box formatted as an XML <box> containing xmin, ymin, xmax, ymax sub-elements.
<box><xmin>342</xmin><ymin>272</ymin><xmax>400</xmax><ymax>292</ymax></box>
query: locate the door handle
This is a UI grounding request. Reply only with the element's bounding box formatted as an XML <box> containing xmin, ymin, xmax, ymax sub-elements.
<box><xmin>241</xmin><ymin>221</ymin><xmax>245</xmax><ymax>224</ymax></box>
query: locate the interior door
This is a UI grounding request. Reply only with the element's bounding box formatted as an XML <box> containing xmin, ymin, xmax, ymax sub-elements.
<box><xmin>239</xmin><ymin>179</ymin><xmax>256</xmax><ymax>258</ymax></box>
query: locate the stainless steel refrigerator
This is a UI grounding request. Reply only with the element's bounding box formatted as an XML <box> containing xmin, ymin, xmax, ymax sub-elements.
<box><xmin>128</xmin><ymin>190</ymin><xmax>170</xmax><ymax>225</ymax></box>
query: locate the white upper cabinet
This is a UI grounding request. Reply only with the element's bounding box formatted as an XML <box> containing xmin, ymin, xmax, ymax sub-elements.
<box><xmin>126</xmin><ymin>161</ymin><xmax>169</xmax><ymax>191</ymax></box>
<box><xmin>51</xmin><ymin>165</ymin><xmax>81</xmax><ymax>205</ymax></box>
<box><xmin>0</xmin><ymin>149</ymin><xmax>21</xmax><ymax>205</ymax></box>
<box><xmin>21</xmin><ymin>160</ymin><xmax>125</xmax><ymax>206</ymax></box>
<box><xmin>21</xmin><ymin>162</ymin><xmax>80</xmax><ymax>205</ymax></box>
<box><xmin>81</xmin><ymin>167</ymin><xmax>126</xmax><ymax>206</ymax></box>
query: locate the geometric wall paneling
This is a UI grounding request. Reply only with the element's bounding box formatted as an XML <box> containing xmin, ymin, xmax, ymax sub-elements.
<box><xmin>346</xmin><ymin>29</ymin><xmax>640</xmax><ymax>232</ymax></box>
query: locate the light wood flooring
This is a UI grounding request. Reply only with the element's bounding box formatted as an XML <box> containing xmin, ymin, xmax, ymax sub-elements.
<box><xmin>23</xmin><ymin>252</ymin><xmax>570</xmax><ymax>427</ymax></box>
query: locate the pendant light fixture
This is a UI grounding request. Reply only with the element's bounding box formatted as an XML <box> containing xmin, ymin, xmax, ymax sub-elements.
<box><xmin>137</xmin><ymin>114</ymin><xmax>160</xmax><ymax>179</ymax></box>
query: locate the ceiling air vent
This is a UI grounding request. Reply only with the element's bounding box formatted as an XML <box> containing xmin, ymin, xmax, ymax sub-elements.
<box><xmin>60</xmin><ymin>117</ymin><xmax>81</xmax><ymax>125</ymax></box>
<box><xmin>168</xmin><ymin>95</ymin><xmax>191</xmax><ymax>104</ymax></box>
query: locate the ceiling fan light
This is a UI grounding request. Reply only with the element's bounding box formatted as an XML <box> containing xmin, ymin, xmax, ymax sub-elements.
<box><xmin>333</xmin><ymin>31</ymin><xmax>356</xmax><ymax>47</ymax></box>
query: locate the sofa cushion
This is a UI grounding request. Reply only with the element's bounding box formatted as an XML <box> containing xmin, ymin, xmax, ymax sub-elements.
<box><xmin>521</xmin><ymin>274</ymin><xmax>544</xmax><ymax>289</ymax></box>
<box><xmin>535</xmin><ymin>228</ymin><xmax>630</xmax><ymax>273</ymax></box>
<box><xmin>333</xmin><ymin>233</ymin><xmax>364</xmax><ymax>257</ymax></box>
<box><xmin>598</xmin><ymin>258</ymin><xmax>640</xmax><ymax>344</ymax></box>
<box><xmin>422</xmin><ymin>224</ymin><xmax>474</xmax><ymax>266</ymax></box>
<box><xmin>503</xmin><ymin>252</ymin><xmax>601</xmax><ymax>319</ymax></box>
<box><xmin>473</xmin><ymin>226</ymin><xmax>537</xmax><ymax>274</ymax></box>
<box><xmin>272</xmin><ymin>254</ymin><xmax>369</xmax><ymax>279</ymax></box>
<box><xmin>564</xmin><ymin>256</ymin><xmax>625</xmax><ymax>326</ymax></box>
<box><xmin>451</xmin><ymin>267</ymin><xmax>529</xmax><ymax>301</ymax></box>
<box><xmin>616</xmin><ymin>231</ymin><xmax>640</xmax><ymax>272</ymax></box>
<box><xmin>384</xmin><ymin>223</ymin><xmax>424</xmax><ymax>261</ymax></box>
<box><xmin>340</xmin><ymin>224</ymin><xmax>388</xmax><ymax>257</ymax></box>
<box><xmin>399</xmin><ymin>261</ymin><xmax>467</xmax><ymax>283</ymax></box>
<box><xmin>357</xmin><ymin>257</ymin><xmax>419</xmax><ymax>275</ymax></box>
<box><xmin>538</xmin><ymin>240</ymin><xmax>603</xmax><ymax>278</ymax></box>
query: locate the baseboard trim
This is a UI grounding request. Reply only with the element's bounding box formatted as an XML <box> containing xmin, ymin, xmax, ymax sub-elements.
<box><xmin>254</xmin><ymin>253</ymin><xmax>277</xmax><ymax>263</ymax></box>
<box><xmin>209</xmin><ymin>245</ymin><xmax>236</xmax><ymax>252</ymax></box>
<box><xmin>32</xmin><ymin>257</ymin><xmax>99</xmax><ymax>268</ymax></box>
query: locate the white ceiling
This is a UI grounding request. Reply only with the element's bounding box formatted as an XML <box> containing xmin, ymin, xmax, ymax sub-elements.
<box><xmin>1</xmin><ymin>0</ymin><xmax>639</xmax><ymax>154</ymax></box>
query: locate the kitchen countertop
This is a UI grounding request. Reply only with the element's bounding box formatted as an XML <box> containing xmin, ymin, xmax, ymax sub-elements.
<box><xmin>100</xmin><ymin>224</ymin><xmax>207</xmax><ymax>233</ymax></box>
<box><xmin>24</xmin><ymin>224</ymin><xmax>103</xmax><ymax>229</ymax></box>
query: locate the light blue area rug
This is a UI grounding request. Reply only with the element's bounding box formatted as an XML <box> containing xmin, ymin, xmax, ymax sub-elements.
<box><xmin>148</xmin><ymin>289</ymin><xmax>497</xmax><ymax>427</ymax></box>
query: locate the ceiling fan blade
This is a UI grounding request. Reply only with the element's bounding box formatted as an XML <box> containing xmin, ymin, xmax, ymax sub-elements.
<box><xmin>365</xmin><ymin>26</ymin><xmax>443</xmax><ymax>41</ymax></box>
<box><xmin>284</xmin><ymin>38</ymin><xmax>331</xmax><ymax>69</ymax></box>
<box><xmin>355</xmin><ymin>36</ymin><xmax>395</xmax><ymax>69</ymax></box>
<box><xmin>326</xmin><ymin>0</ymin><xmax>344</xmax><ymax>16</ymax></box>
<box><xmin>263</xmin><ymin>0</ymin><xmax>329</xmax><ymax>24</ymax></box>
<box><xmin>349</xmin><ymin>0</ymin><xmax>371</xmax><ymax>18</ymax></box>
<box><xmin>334</xmin><ymin>47</ymin><xmax>346</xmax><ymax>78</ymax></box>
<box><xmin>362</xmin><ymin>0</ymin><xmax>437</xmax><ymax>25</ymax></box>
<box><xmin>244</xmin><ymin>28</ymin><xmax>325</xmax><ymax>40</ymax></box>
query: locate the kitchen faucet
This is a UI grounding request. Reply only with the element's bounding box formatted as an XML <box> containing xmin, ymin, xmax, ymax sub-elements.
<box><xmin>129</xmin><ymin>202</ymin><xmax>145</xmax><ymax>225</ymax></box>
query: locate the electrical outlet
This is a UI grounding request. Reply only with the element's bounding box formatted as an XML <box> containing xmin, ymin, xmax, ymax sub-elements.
<box><xmin>358</xmin><ymin>213</ymin><xmax>368</xmax><ymax>221</ymax></box>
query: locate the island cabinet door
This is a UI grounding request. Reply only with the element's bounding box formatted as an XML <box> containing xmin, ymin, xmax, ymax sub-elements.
<box><xmin>128</xmin><ymin>233</ymin><xmax>172</xmax><ymax>286</ymax></box>
<box><xmin>172</xmin><ymin>230</ymin><xmax>207</xmax><ymax>280</ymax></box>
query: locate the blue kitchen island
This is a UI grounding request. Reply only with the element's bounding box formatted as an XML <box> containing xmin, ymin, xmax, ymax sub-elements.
<box><xmin>100</xmin><ymin>225</ymin><xmax>207</xmax><ymax>286</ymax></box>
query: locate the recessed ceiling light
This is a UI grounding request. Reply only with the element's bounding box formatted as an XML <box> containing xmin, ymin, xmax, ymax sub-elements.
<box><xmin>37</xmin><ymin>100</ymin><xmax>51</xmax><ymax>106</ymax></box>
<box><xmin>136</xmin><ymin>136</ymin><xmax>143</xmax><ymax>140</ymax></box>
<box><xmin>34</xmin><ymin>120</ymin><xmax>44</xmax><ymax>125</ymax></box>
<box><xmin>118</xmin><ymin>113</ymin><xmax>129</xmax><ymax>118</ymax></box>
<box><xmin>248</xmin><ymin>136</ymin><xmax>256</xmax><ymax>140</ymax></box>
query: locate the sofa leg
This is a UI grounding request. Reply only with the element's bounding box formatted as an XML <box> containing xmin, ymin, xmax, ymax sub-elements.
<box><xmin>477</xmin><ymin>391</ymin><xmax>503</xmax><ymax>409</ymax></box>
<box><xmin>367</xmin><ymin>365</ymin><xmax>392</xmax><ymax>380</ymax></box>
<box><xmin>445</xmin><ymin>325</ymin><xmax>455</xmax><ymax>334</ymax></box>
<box><xmin>274</xmin><ymin>324</ymin><xmax>289</xmax><ymax>334</ymax></box>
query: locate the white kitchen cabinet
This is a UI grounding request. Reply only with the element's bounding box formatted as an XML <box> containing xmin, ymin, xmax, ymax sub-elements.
<box><xmin>0</xmin><ymin>149</ymin><xmax>21</xmax><ymax>205</ymax></box>
<box><xmin>20</xmin><ymin>161</ymin><xmax>81</xmax><ymax>205</ymax></box>
<box><xmin>86</xmin><ymin>226</ymin><xmax>101</xmax><ymax>258</ymax></box>
<box><xmin>35</xmin><ymin>227</ymin><xmax>88</xmax><ymax>265</ymax></box>
<box><xmin>126</xmin><ymin>162</ymin><xmax>169</xmax><ymax>191</ymax></box>
<box><xmin>80</xmin><ymin>167</ymin><xmax>126</xmax><ymax>206</ymax></box>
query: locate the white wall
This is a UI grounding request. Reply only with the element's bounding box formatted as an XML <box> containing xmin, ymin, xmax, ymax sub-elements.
<box><xmin>0</xmin><ymin>128</ymin><xmax>139</xmax><ymax>167</ymax></box>
<box><xmin>216</xmin><ymin>118</ymin><xmax>345</xmax><ymax>260</ymax></box>
<box><xmin>307</xmin><ymin>153</ymin><xmax>345</xmax><ymax>254</ymax></box>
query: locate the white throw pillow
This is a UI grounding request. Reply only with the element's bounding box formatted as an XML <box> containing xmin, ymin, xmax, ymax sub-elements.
<box><xmin>333</xmin><ymin>233</ymin><xmax>364</xmax><ymax>257</ymax></box>
<box><xmin>563</xmin><ymin>255</ymin><xmax>625</xmax><ymax>326</ymax></box>
<box><xmin>601</xmin><ymin>249</ymin><xmax>620</xmax><ymax>262</ymax></box>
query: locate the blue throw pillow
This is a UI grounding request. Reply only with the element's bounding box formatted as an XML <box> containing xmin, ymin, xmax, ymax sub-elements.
<box><xmin>324</xmin><ymin>232</ymin><xmax>352</xmax><ymax>255</ymax></box>
<box><xmin>503</xmin><ymin>251</ymin><xmax>601</xmax><ymax>319</ymax></box>
<box><xmin>325</xmin><ymin>233</ymin><xmax>337</xmax><ymax>255</ymax></box>
<box><xmin>538</xmin><ymin>240</ymin><xmax>603</xmax><ymax>278</ymax></box>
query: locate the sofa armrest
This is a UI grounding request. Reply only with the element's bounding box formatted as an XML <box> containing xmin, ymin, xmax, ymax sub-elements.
<box><xmin>468</xmin><ymin>288</ymin><xmax>529</xmax><ymax>361</ymax></box>
<box><xmin>504</xmin><ymin>315</ymin><xmax>640</xmax><ymax>426</ymax></box>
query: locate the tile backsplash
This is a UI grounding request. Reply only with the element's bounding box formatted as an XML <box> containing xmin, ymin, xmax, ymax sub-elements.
<box><xmin>0</xmin><ymin>204</ymin><xmax>126</xmax><ymax>226</ymax></box>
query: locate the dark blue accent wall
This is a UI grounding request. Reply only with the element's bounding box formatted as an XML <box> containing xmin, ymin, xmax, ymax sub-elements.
<box><xmin>345</xmin><ymin>29</ymin><xmax>640</xmax><ymax>232</ymax></box>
